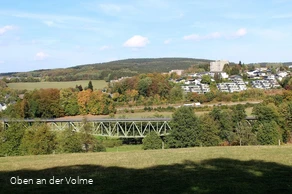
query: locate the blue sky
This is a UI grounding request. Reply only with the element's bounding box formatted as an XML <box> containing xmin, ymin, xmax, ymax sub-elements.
<box><xmin>0</xmin><ymin>0</ymin><xmax>291</xmax><ymax>73</ymax></box>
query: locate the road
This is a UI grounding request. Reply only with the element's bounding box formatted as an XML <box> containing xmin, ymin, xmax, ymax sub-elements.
<box><xmin>116</xmin><ymin>100</ymin><xmax>262</xmax><ymax>111</ymax></box>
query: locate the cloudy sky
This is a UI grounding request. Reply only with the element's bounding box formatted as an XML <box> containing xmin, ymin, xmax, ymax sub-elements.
<box><xmin>0</xmin><ymin>0</ymin><xmax>291</xmax><ymax>72</ymax></box>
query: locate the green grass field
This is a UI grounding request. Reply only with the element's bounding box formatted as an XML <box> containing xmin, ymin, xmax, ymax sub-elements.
<box><xmin>106</xmin><ymin>145</ymin><xmax>142</xmax><ymax>152</ymax></box>
<box><xmin>0</xmin><ymin>145</ymin><xmax>291</xmax><ymax>193</ymax></box>
<box><xmin>7</xmin><ymin>80</ymin><xmax>107</xmax><ymax>90</ymax></box>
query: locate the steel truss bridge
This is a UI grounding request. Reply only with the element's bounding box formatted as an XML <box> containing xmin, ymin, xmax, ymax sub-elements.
<box><xmin>2</xmin><ymin>118</ymin><xmax>172</xmax><ymax>138</ymax></box>
<box><xmin>1</xmin><ymin>116</ymin><xmax>257</xmax><ymax>138</ymax></box>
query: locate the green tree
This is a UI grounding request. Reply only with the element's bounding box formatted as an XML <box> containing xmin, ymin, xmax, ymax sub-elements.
<box><xmin>257</xmin><ymin>121</ymin><xmax>281</xmax><ymax>145</ymax></box>
<box><xmin>201</xmin><ymin>75</ymin><xmax>212</xmax><ymax>84</ymax></box>
<box><xmin>210</xmin><ymin>108</ymin><xmax>236</xmax><ymax>145</ymax></box>
<box><xmin>20</xmin><ymin>124</ymin><xmax>57</xmax><ymax>155</ymax></box>
<box><xmin>60</xmin><ymin>88</ymin><xmax>79</xmax><ymax>116</ymax></box>
<box><xmin>142</xmin><ymin>131</ymin><xmax>163</xmax><ymax>150</ymax></box>
<box><xmin>252</xmin><ymin>104</ymin><xmax>279</xmax><ymax>123</ymax></box>
<box><xmin>235</xmin><ymin>121</ymin><xmax>257</xmax><ymax>146</ymax></box>
<box><xmin>231</xmin><ymin>104</ymin><xmax>246</xmax><ymax>123</ymax></box>
<box><xmin>57</xmin><ymin>128</ymin><xmax>82</xmax><ymax>153</ymax></box>
<box><xmin>198</xmin><ymin>115</ymin><xmax>220</xmax><ymax>146</ymax></box>
<box><xmin>88</xmin><ymin>80</ymin><xmax>93</xmax><ymax>91</ymax></box>
<box><xmin>138</xmin><ymin>77</ymin><xmax>152</xmax><ymax>96</ymax></box>
<box><xmin>166</xmin><ymin>106</ymin><xmax>201</xmax><ymax>148</ymax></box>
<box><xmin>0</xmin><ymin>122</ymin><xmax>25</xmax><ymax>156</ymax></box>
<box><xmin>169</xmin><ymin>85</ymin><xmax>184</xmax><ymax>103</ymax></box>
<box><xmin>79</xmin><ymin>118</ymin><xmax>105</xmax><ymax>152</ymax></box>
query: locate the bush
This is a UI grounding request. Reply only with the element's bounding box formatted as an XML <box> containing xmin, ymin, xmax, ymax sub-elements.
<box><xmin>20</xmin><ymin>124</ymin><xmax>57</xmax><ymax>155</ymax></box>
<box><xmin>101</xmin><ymin>137</ymin><xmax>123</xmax><ymax>148</ymax></box>
<box><xmin>142</xmin><ymin>131</ymin><xmax>162</xmax><ymax>150</ymax></box>
<box><xmin>92</xmin><ymin>140</ymin><xmax>106</xmax><ymax>152</ymax></box>
<box><xmin>79</xmin><ymin>118</ymin><xmax>105</xmax><ymax>152</ymax></box>
<box><xmin>57</xmin><ymin>128</ymin><xmax>83</xmax><ymax>153</ymax></box>
<box><xmin>257</xmin><ymin>121</ymin><xmax>281</xmax><ymax>145</ymax></box>
<box><xmin>0</xmin><ymin>122</ymin><xmax>26</xmax><ymax>156</ymax></box>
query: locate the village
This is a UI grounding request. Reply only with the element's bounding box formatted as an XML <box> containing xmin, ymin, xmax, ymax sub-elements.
<box><xmin>170</xmin><ymin>60</ymin><xmax>287</xmax><ymax>94</ymax></box>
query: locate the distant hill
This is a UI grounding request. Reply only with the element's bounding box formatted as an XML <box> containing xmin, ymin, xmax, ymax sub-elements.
<box><xmin>0</xmin><ymin>58</ymin><xmax>212</xmax><ymax>81</ymax></box>
<box><xmin>1</xmin><ymin>58</ymin><xmax>291</xmax><ymax>82</ymax></box>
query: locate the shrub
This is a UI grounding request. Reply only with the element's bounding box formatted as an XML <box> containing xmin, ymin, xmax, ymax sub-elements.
<box><xmin>57</xmin><ymin>128</ymin><xmax>83</xmax><ymax>153</ymax></box>
<box><xmin>0</xmin><ymin>122</ymin><xmax>26</xmax><ymax>156</ymax></box>
<box><xmin>257</xmin><ymin>121</ymin><xmax>282</xmax><ymax>145</ymax></box>
<box><xmin>142</xmin><ymin>131</ymin><xmax>162</xmax><ymax>150</ymax></box>
<box><xmin>20</xmin><ymin>124</ymin><xmax>57</xmax><ymax>155</ymax></box>
<box><xmin>79</xmin><ymin>118</ymin><xmax>105</xmax><ymax>152</ymax></box>
<box><xmin>101</xmin><ymin>138</ymin><xmax>123</xmax><ymax>148</ymax></box>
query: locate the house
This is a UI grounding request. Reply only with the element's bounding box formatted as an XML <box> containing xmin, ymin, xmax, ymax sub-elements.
<box><xmin>210</xmin><ymin>60</ymin><xmax>229</xmax><ymax>72</ymax></box>
<box><xmin>277</xmin><ymin>72</ymin><xmax>288</xmax><ymax>78</ymax></box>
<box><xmin>0</xmin><ymin>103</ymin><xmax>7</xmax><ymax>112</ymax></box>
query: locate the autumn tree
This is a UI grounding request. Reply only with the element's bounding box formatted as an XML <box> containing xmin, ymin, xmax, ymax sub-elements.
<box><xmin>77</xmin><ymin>89</ymin><xmax>92</xmax><ymax>114</ymax></box>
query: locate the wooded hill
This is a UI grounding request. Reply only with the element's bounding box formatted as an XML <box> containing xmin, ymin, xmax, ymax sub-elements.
<box><xmin>1</xmin><ymin>58</ymin><xmax>212</xmax><ymax>81</ymax></box>
<box><xmin>1</xmin><ymin>58</ymin><xmax>291</xmax><ymax>82</ymax></box>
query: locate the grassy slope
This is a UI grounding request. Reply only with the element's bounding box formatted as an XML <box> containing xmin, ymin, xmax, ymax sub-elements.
<box><xmin>7</xmin><ymin>80</ymin><xmax>107</xmax><ymax>90</ymax></box>
<box><xmin>0</xmin><ymin>146</ymin><xmax>291</xmax><ymax>194</ymax></box>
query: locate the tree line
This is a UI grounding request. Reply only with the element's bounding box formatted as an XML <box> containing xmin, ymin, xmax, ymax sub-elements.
<box><xmin>0</xmin><ymin>119</ymin><xmax>105</xmax><ymax>156</ymax></box>
<box><xmin>142</xmin><ymin>92</ymin><xmax>292</xmax><ymax>150</ymax></box>
<box><xmin>3</xmin><ymin>87</ymin><xmax>116</xmax><ymax>119</ymax></box>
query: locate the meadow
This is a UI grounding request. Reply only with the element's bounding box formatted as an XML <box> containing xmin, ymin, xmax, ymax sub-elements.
<box><xmin>0</xmin><ymin>145</ymin><xmax>291</xmax><ymax>193</ymax></box>
<box><xmin>7</xmin><ymin>80</ymin><xmax>107</xmax><ymax>90</ymax></box>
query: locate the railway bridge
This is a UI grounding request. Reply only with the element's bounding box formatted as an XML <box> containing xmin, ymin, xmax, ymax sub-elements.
<box><xmin>1</xmin><ymin>116</ymin><xmax>257</xmax><ymax>138</ymax></box>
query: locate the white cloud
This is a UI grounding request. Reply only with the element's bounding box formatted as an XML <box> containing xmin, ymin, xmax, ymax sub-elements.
<box><xmin>99</xmin><ymin>45</ymin><xmax>111</xmax><ymax>51</ymax></box>
<box><xmin>43</xmin><ymin>21</ymin><xmax>54</xmax><ymax>27</ymax></box>
<box><xmin>235</xmin><ymin>28</ymin><xmax>247</xmax><ymax>37</ymax></box>
<box><xmin>184</xmin><ymin>34</ymin><xmax>201</xmax><ymax>41</ymax></box>
<box><xmin>123</xmin><ymin>35</ymin><xmax>149</xmax><ymax>48</ymax></box>
<box><xmin>35</xmin><ymin>52</ymin><xmax>49</xmax><ymax>60</ymax></box>
<box><xmin>0</xmin><ymin>25</ymin><xmax>15</xmax><ymax>35</ymax></box>
<box><xmin>164</xmin><ymin>39</ymin><xmax>172</xmax><ymax>44</ymax></box>
<box><xmin>184</xmin><ymin>32</ymin><xmax>221</xmax><ymax>41</ymax></box>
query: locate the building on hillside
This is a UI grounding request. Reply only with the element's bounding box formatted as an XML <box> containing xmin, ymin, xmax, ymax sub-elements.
<box><xmin>210</xmin><ymin>60</ymin><xmax>229</xmax><ymax>72</ymax></box>
<box><xmin>0</xmin><ymin>103</ymin><xmax>7</xmax><ymax>112</ymax></box>
<box><xmin>169</xmin><ymin>69</ymin><xmax>184</xmax><ymax>76</ymax></box>
<box><xmin>182</xmin><ymin>84</ymin><xmax>210</xmax><ymax>94</ymax></box>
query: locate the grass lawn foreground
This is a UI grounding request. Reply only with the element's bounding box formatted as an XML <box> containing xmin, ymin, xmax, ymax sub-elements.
<box><xmin>0</xmin><ymin>145</ymin><xmax>292</xmax><ymax>193</ymax></box>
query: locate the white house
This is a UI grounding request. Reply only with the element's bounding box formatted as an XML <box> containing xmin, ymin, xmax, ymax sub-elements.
<box><xmin>277</xmin><ymin>72</ymin><xmax>288</xmax><ymax>78</ymax></box>
<box><xmin>0</xmin><ymin>104</ymin><xmax>7</xmax><ymax>112</ymax></box>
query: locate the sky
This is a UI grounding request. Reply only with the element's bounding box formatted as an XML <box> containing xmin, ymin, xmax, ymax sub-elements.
<box><xmin>0</xmin><ymin>0</ymin><xmax>292</xmax><ymax>73</ymax></box>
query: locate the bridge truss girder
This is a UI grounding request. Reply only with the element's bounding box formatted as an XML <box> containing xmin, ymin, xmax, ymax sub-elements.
<box><xmin>3</xmin><ymin>119</ymin><xmax>172</xmax><ymax>138</ymax></box>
